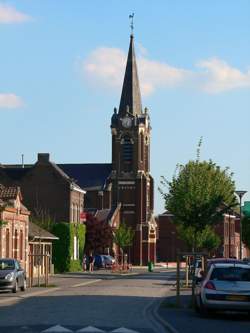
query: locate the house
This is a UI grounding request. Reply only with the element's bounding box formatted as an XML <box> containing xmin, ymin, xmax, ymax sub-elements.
<box><xmin>156</xmin><ymin>210</ymin><xmax>249</xmax><ymax>261</ymax></box>
<box><xmin>0</xmin><ymin>184</ymin><xmax>30</xmax><ymax>271</ymax></box>
<box><xmin>0</xmin><ymin>153</ymin><xmax>85</xmax><ymax>224</ymax></box>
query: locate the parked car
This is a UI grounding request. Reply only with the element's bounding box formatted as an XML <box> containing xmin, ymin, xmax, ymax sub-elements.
<box><xmin>195</xmin><ymin>262</ymin><xmax>250</xmax><ymax>315</ymax></box>
<box><xmin>94</xmin><ymin>255</ymin><xmax>105</xmax><ymax>269</ymax></box>
<box><xmin>0</xmin><ymin>258</ymin><xmax>26</xmax><ymax>293</ymax></box>
<box><xmin>102</xmin><ymin>255</ymin><xmax>115</xmax><ymax>268</ymax></box>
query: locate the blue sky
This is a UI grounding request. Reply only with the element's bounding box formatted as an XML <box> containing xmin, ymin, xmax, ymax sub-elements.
<box><xmin>0</xmin><ymin>1</ymin><xmax>249</xmax><ymax>213</ymax></box>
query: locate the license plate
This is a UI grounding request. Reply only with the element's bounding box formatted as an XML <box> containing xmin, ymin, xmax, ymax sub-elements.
<box><xmin>226</xmin><ymin>295</ymin><xmax>248</xmax><ymax>301</ymax></box>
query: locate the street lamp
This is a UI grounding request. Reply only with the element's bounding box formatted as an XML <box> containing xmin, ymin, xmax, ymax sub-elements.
<box><xmin>235</xmin><ymin>190</ymin><xmax>247</xmax><ymax>259</ymax></box>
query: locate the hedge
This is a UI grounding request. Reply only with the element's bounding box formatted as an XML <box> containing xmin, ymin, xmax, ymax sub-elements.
<box><xmin>52</xmin><ymin>222</ymin><xmax>86</xmax><ymax>273</ymax></box>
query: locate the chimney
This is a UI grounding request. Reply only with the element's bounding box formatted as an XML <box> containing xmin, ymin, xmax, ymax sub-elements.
<box><xmin>37</xmin><ymin>153</ymin><xmax>50</xmax><ymax>163</ymax></box>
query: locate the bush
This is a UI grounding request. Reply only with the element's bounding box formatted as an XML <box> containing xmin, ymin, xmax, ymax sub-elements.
<box><xmin>52</xmin><ymin>222</ymin><xmax>86</xmax><ymax>273</ymax></box>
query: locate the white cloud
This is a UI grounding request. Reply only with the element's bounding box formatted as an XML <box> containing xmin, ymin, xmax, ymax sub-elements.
<box><xmin>83</xmin><ymin>47</ymin><xmax>189</xmax><ymax>96</ymax></box>
<box><xmin>82</xmin><ymin>46</ymin><xmax>250</xmax><ymax>96</ymax></box>
<box><xmin>0</xmin><ymin>94</ymin><xmax>24</xmax><ymax>109</ymax></box>
<box><xmin>84</xmin><ymin>47</ymin><xmax>127</xmax><ymax>90</ymax></box>
<box><xmin>197</xmin><ymin>58</ymin><xmax>250</xmax><ymax>93</ymax></box>
<box><xmin>0</xmin><ymin>4</ymin><xmax>31</xmax><ymax>23</ymax></box>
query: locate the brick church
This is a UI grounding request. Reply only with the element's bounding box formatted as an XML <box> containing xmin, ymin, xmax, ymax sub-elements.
<box><xmin>109</xmin><ymin>33</ymin><xmax>156</xmax><ymax>264</ymax></box>
<box><xmin>0</xmin><ymin>33</ymin><xmax>157</xmax><ymax>265</ymax></box>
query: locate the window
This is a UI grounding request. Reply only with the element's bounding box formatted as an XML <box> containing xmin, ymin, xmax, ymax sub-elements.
<box><xmin>122</xmin><ymin>136</ymin><xmax>133</xmax><ymax>172</ymax></box>
<box><xmin>73</xmin><ymin>236</ymin><xmax>79</xmax><ymax>260</ymax></box>
<box><xmin>6</xmin><ymin>229</ymin><xmax>10</xmax><ymax>257</ymax></box>
<box><xmin>20</xmin><ymin>230</ymin><xmax>23</xmax><ymax>260</ymax></box>
<box><xmin>140</xmin><ymin>133</ymin><xmax>144</xmax><ymax>162</ymax></box>
<box><xmin>14</xmin><ymin>229</ymin><xmax>18</xmax><ymax>259</ymax></box>
<box><xmin>211</xmin><ymin>267</ymin><xmax>250</xmax><ymax>282</ymax></box>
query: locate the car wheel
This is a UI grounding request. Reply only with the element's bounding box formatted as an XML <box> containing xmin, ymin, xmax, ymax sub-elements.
<box><xmin>12</xmin><ymin>280</ymin><xmax>18</xmax><ymax>293</ymax></box>
<box><xmin>20</xmin><ymin>279</ymin><xmax>27</xmax><ymax>291</ymax></box>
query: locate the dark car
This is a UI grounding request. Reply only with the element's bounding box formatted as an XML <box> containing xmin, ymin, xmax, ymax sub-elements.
<box><xmin>0</xmin><ymin>258</ymin><xmax>27</xmax><ymax>293</ymax></box>
<box><xmin>94</xmin><ymin>255</ymin><xmax>105</xmax><ymax>269</ymax></box>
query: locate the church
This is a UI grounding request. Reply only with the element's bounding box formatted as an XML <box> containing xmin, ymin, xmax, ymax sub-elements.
<box><xmin>0</xmin><ymin>33</ymin><xmax>157</xmax><ymax>265</ymax></box>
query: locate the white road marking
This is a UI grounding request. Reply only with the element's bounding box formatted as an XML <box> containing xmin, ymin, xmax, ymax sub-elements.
<box><xmin>41</xmin><ymin>324</ymin><xmax>73</xmax><ymax>332</ymax></box>
<box><xmin>22</xmin><ymin>287</ymin><xmax>61</xmax><ymax>298</ymax></box>
<box><xmin>76</xmin><ymin>326</ymin><xmax>106</xmax><ymax>332</ymax></box>
<box><xmin>111</xmin><ymin>328</ymin><xmax>139</xmax><ymax>333</ymax></box>
<box><xmin>71</xmin><ymin>279</ymin><xmax>101</xmax><ymax>288</ymax></box>
<box><xmin>0</xmin><ymin>287</ymin><xmax>61</xmax><ymax>305</ymax></box>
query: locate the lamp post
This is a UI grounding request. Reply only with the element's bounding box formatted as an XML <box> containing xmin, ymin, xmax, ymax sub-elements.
<box><xmin>235</xmin><ymin>190</ymin><xmax>247</xmax><ymax>259</ymax></box>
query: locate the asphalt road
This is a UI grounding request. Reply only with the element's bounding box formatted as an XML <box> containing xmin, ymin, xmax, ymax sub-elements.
<box><xmin>0</xmin><ymin>269</ymin><xmax>172</xmax><ymax>333</ymax></box>
<box><xmin>0</xmin><ymin>269</ymin><xmax>250</xmax><ymax>333</ymax></box>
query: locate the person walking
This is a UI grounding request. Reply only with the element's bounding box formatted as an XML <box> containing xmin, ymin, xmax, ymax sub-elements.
<box><xmin>82</xmin><ymin>254</ymin><xmax>87</xmax><ymax>272</ymax></box>
<box><xmin>89</xmin><ymin>253</ymin><xmax>95</xmax><ymax>272</ymax></box>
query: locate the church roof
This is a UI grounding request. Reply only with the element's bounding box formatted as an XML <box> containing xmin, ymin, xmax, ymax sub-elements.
<box><xmin>118</xmin><ymin>34</ymin><xmax>142</xmax><ymax>117</ymax></box>
<box><xmin>58</xmin><ymin>163</ymin><xmax>112</xmax><ymax>190</ymax></box>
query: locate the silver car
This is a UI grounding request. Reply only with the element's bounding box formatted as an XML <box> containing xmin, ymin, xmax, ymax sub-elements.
<box><xmin>0</xmin><ymin>258</ymin><xmax>27</xmax><ymax>293</ymax></box>
<box><xmin>195</xmin><ymin>263</ymin><xmax>250</xmax><ymax>315</ymax></box>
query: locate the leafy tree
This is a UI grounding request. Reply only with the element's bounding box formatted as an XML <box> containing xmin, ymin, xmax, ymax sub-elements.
<box><xmin>84</xmin><ymin>213</ymin><xmax>113</xmax><ymax>254</ymax></box>
<box><xmin>177</xmin><ymin>225</ymin><xmax>220</xmax><ymax>254</ymax></box>
<box><xmin>113</xmin><ymin>222</ymin><xmax>135</xmax><ymax>265</ymax></box>
<box><xmin>159</xmin><ymin>142</ymin><xmax>237</xmax><ymax>250</ymax></box>
<box><xmin>113</xmin><ymin>223</ymin><xmax>135</xmax><ymax>253</ymax></box>
<box><xmin>242</xmin><ymin>215</ymin><xmax>250</xmax><ymax>249</ymax></box>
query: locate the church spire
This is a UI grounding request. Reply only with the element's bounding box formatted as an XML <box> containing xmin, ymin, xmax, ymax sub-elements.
<box><xmin>118</xmin><ymin>34</ymin><xmax>142</xmax><ymax>116</ymax></box>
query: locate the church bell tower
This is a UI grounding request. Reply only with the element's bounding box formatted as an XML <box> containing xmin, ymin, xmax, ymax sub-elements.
<box><xmin>110</xmin><ymin>33</ymin><xmax>156</xmax><ymax>265</ymax></box>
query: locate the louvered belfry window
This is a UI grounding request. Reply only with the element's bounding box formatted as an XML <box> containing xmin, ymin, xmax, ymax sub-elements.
<box><xmin>122</xmin><ymin>136</ymin><xmax>133</xmax><ymax>172</ymax></box>
<box><xmin>123</xmin><ymin>136</ymin><xmax>133</xmax><ymax>162</ymax></box>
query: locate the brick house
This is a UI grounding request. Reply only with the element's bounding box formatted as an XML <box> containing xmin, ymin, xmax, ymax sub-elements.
<box><xmin>156</xmin><ymin>210</ymin><xmax>248</xmax><ymax>261</ymax></box>
<box><xmin>0</xmin><ymin>185</ymin><xmax>30</xmax><ymax>270</ymax></box>
<box><xmin>0</xmin><ymin>153</ymin><xmax>85</xmax><ymax>224</ymax></box>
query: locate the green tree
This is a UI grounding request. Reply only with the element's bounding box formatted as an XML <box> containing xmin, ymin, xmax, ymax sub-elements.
<box><xmin>159</xmin><ymin>143</ymin><xmax>237</xmax><ymax>250</ymax></box>
<box><xmin>177</xmin><ymin>225</ymin><xmax>220</xmax><ymax>254</ymax></box>
<box><xmin>113</xmin><ymin>223</ymin><xmax>135</xmax><ymax>263</ymax></box>
<box><xmin>242</xmin><ymin>216</ymin><xmax>250</xmax><ymax>249</ymax></box>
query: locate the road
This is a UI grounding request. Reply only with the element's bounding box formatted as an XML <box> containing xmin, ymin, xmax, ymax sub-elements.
<box><xmin>0</xmin><ymin>269</ymin><xmax>172</xmax><ymax>333</ymax></box>
<box><xmin>0</xmin><ymin>269</ymin><xmax>250</xmax><ymax>333</ymax></box>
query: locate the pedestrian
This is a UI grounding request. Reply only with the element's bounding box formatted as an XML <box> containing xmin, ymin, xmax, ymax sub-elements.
<box><xmin>82</xmin><ymin>254</ymin><xmax>87</xmax><ymax>272</ymax></box>
<box><xmin>89</xmin><ymin>252</ymin><xmax>95</xmax><ymax>272</ymax></box>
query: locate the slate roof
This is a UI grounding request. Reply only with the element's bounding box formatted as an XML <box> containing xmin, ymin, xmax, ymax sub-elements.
<box><xmin>58</xmin><ymin>163</ymin><xmax>112</xmax><ymax>190</ymax></box>
<box><xmin>1</xmin><ymin>162</ymin><xmax>112</xmax><ymax>192</ymax></box>
<box><xmin>29</xmin><ymin>221</ymin><xmax>58</xmax><ymax>240</ymax></box>
<box><xmin>119</xmin><ymin>34</ymin><xmax>142</xmax><ymax>117</ymax></box>
<box><xmin>2</xmin><ymin>166</ymin><xmax>31</xmax><ymax>181</ymax></box>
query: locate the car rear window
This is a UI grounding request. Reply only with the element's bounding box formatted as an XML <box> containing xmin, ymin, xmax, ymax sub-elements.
<box><xmin>210</xmin><ymin>267</ymin><xmax>250</xmax><ymax>282</ymax></box>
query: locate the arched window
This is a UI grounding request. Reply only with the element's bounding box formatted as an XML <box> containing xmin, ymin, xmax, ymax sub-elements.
<box><xmin>14</xmin><ymin>229</ymin><xmax>18</xmax><ymax>259</ymax></box>
<box><xmin>20</xmin><ymin>230</ymin><xmax>23</xmax><ymax>260</ymax></box>
<box><xmin>6</xmin><ymin>229</ymin><xmax>10</xmax><ymax>257</ymax></box>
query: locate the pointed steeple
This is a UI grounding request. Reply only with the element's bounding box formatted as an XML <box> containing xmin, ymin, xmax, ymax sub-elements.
<box><xmin>118</xmin><ymin>34</ymin><xmax>142</xmax><ymax>116</ymax></box>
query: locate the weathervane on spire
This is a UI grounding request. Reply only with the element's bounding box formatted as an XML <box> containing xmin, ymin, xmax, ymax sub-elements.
<box><xmin>129</xmin><ymin>13</ymin><xmax>134</xmax><ymax>35</ymax></box>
